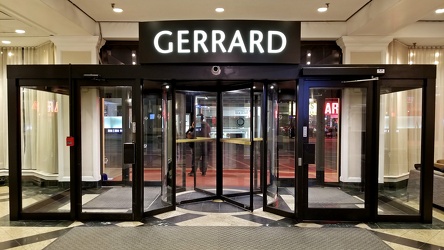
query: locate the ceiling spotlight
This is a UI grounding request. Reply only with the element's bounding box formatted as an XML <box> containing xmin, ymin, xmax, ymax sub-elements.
<box><xmin>436</xmin><ymin>8</ymin><xmax>444</xmax><ymax>14</ymax></box>
<box><xmin>111</xmin><ymin>3</ymin><xmax>123</xmax><ymax>13</ymax></box>
<box><xmin>318</xmin><ymin>3</ymin><xmax>329</xmax><ymax>13</ymax></box>
<box><xmin>215</xmin><ymin>7</ymin><xmax>224</xmax><ymax>13</ymax></box>
<box><xmin>15</xmin><ymin>29</ymin><xmax>25</xmax><ymax>34</ymax></box>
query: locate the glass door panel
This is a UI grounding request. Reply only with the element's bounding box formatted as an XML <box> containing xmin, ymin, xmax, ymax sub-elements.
<box><xmin>143</xmin><ymin>82</ymin><xmax>173</xmax><ymax>212</ymax></box>
<box><xmin>266</xmin><ymin>81</ymin><xmax>297</xmax><ymax>213</ymax></box>
<box><xmin>266</xmin><ymin>84</ymin><xmax>280</xmax><ymax>210</ymax></box>
<box><xmin>378</xmin><ymin>86</ymin><xmax>422</xmax><ymax>215</ymax></box>
<box><xmin>80</xmin><ymin>84</ymin><xmax>133</xmax><ymax>214</ymax></box>
<box><xmin>20</xmin><ymin>85</ymin><xmax>71</xmax><ymax>213</ymax></box>
<box><xmin>175</xmin><ymin>90</ymin><xmax>217</xmax><ymax>204</ymax></box>
<box><xmin>306</xmin><ymin>87</ymin><xmax>366</xmax><ymax>210</ymax></box>
<box><xmin>193</xmin><ymin>93</ymin><xmax>217</xmax><ymax>194</ymax></box>
<box><xmin>221</xmin><ymin>88</ymin><xmax>250</xmax><ymax>192</ymax></box>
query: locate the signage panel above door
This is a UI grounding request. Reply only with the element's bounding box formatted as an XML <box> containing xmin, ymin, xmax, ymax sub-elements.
<box><xmin>139</xmin><ymin>20</ymin><xmax>301</xmax><ymax>64</ymax></box>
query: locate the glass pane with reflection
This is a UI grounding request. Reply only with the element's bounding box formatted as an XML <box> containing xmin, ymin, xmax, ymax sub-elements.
<box><xmin>378</xmin><ymin>87</ymin><xmax>422</xmax><ymax>215</ymax></box>
<box><xmin>21</xmin><ymin>87</ymin><xmax>70</xmax><ymax>213</ymax></box>
<box><xmin>308</xmin><ymin>88</ymin><xmax>366</xmax><ymax>209</ymax></box>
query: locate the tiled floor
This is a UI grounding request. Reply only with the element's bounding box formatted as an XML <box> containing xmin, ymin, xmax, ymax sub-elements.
<box><xmin>2</xmin><ymin>185</ymin><xmax>444</xmax><ymax>249</ymax></box>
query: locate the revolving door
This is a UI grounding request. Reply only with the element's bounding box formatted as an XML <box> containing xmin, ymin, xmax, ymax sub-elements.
<box><xmin>173</xmin><ymin>82</ymin><xmax>274</xmax><ymax>211</ymax></box>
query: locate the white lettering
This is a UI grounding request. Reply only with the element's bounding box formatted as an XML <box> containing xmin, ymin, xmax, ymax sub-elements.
<box><xmin>325</xmin><ymin>102</ymin><xmax>339</xmax><ymax>115</ymax></box>
<box><xmin>325</xmin><ymin>103</ymin><xmax>331</xmax><ymax>114</ymax></box>
<box><xmin>268</xmin><ymin>31</ymin><xmax>287</xmax><ymax>53</ymax></box>
<box><xmin>332</xmin><ymin>103</ymin><xmax>339</xmax><ymax>114</ymax></box>
<box><xmin>47</xmin><ymin>101</ymin><xmax>54</xmax><ymax>113</ymax></box>
<box><xmin>228</xmin><ymin>30</ymin><xmax>247</xmax><ymax>53</ymax></box>
<box><xmin>177</xmin><ymin>30</ymin><xmax>190</xmax><ymax>53</ymax></box>
<box><xmin>250</xmin><ymin>30</ymin><xmax>264</xmax><ymax>53</ymax></box>
<box><xmin>153</xmin><ymin>29</ymin><xmax>288</xmax><ymax>55</ymax></box>
<box><xmin>212</xmin><ymin>30</ymin><xmax>226</xmax><ymax>53</ymax></box>
<box><xmin>194</xmin><ymin>30</ymin><xmax>209</xmax><ymax>53</ymax></box>
<box><xmin>154</xmin><ymin>30</ymin><xmax>173</xmax><ymax>53</ymax></box>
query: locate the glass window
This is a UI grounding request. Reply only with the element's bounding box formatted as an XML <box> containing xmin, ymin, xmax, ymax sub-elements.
<box><xmin>307</xmin><ymin>87</ymin><xmax>366</xmax><ymax>209</ymax></box>
<box><xmin>378</xmin><ymin>87</ymin><xmax>422</xmax><ymax>215</ymax></box>
<box><xmin>21</xmin><ymin>87</ymin><xmax>70</xmax><ymax>213</ymax></box>
<box><xmin>143</xmin><ymin>83</ymin><xmax>173</xmax><ymax>212</ymax></box>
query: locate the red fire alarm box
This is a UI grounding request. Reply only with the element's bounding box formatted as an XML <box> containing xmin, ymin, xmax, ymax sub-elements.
<box><xmin>66</xmin><ymin>136</ymin><xmax>75</xmax><ymax>146</ymax></box>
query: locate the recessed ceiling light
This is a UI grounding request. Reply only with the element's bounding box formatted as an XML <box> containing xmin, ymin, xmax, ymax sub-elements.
<box><xmin>436</xmin><ymin>8</ymin><xmax>444</xmax><ymax>14</ymax></box>
<box><xmin>15</xmin><ymin>29</ymin><xmax>25</xmax><ymax>34</ymax></box>
<box><xmin>215</xmin><ymin>7</ymin><xmax>224</xmax><ymax>13</ymax></box>
<box><xmin>111</xmin><ymin>3</ymin><xmax>123</xmax><ymax>13</ymax></box>
<box><xmin>318</xmin><ymin>3</ymin><xmax>329</xmax><ymax>13</ymax></box>
<box><xmin>2</xmin><ymin>41</ymin><xmax>11</xmax><ymax>44</ymax></box>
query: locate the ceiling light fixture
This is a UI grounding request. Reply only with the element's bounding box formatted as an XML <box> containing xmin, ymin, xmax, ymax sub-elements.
<box><xmin>215</xmin><ymin>7</ymin><xmax>224</xmax><ymax>13</ymax></box>
<box><xmin>111</xmin><ymin>3</ymin><xmax>123</xmax><ymax>13</ymax></box>
<box><xmin>15</xmin><ymin>29</ymin><xmax>25</xmax><ymax>34</ymax></box>
<box><xmin>318</xmin><ymin>3</ymin><xmax>329</xmax><ymax>13</ymax></box>
<box><xmin>436</xmin><ymin>8</ymin><xmax>444</xmax><ymax>14</ymax></box>
<box><xmin>2</xmin><ymin>41</ymin><xmax>11</xmax><ymax>44</ymax></box>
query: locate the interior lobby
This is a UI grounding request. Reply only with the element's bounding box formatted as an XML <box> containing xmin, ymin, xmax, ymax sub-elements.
<box><xmin>1</xmin><ymin>1</ymin><xmax>444</xmax><ymax>249</ymax></box>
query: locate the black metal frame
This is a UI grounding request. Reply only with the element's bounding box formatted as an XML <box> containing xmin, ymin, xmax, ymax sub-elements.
<box><xmin>298</xmin><ymin>65</ymin><xmax>436</xmax><ymax>223</ymax></box>
<box><xmin>298</xmin><ymin>78</ymin><xmax>372</xmax><ymax>221</ymax></box>
<box><xmin>74</xmin><ymin>78</ymin><xmax>137</xmax><ymax>221</ymax></box>
<box><xmin>7</xmin><ymin>64</ymin><xmax>435</xmax><ymax>223</ymax></box>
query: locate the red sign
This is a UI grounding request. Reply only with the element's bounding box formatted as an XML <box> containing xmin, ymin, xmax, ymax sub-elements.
<box><xmin>325</xmin><ymin>99</ymin><xmax>339</xmax><ymax>116</ymax></box>
<box><xmin>66</xmin><ymin>137</ymin><xmax>75</xmax><ymax>146</ymax></box>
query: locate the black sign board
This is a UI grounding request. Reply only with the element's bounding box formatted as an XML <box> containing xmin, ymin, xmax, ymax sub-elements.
<box><xmin>139</xmin><ymin>20</ymin><xmax>300</xmax><ymax>64</ymax></box>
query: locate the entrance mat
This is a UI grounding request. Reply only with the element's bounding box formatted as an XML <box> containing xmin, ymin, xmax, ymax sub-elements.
<box><xmin>308</xmin><ymin>187</ymin><xmax>363</xmax><ymax>204</ymax></box>
<box><xmin>286</xmin><ymin>187</ymin><xmax>363</xmax><ymax>204</ymax></box>
<box><xmin>44</xmin><ymin>226</ymin><xmax>391</xmax><ymax>250</ymax></box>
<box><xmin>82</xmin><ymin>187</ymin><xmax>161</xmax><ymax>209</ymax></box>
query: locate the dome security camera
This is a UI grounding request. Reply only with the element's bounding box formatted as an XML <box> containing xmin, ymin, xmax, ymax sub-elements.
<box><xmin>211</xmin><ymin>66</ymin><xmax>221</xmax><ymax>75</ymax></box>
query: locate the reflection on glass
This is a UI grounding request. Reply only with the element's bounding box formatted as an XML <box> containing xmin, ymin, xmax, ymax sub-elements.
<box><xmin>266</xmin><ymin>84</ymin><xmax>279</xmax><ymax>209</ymax></box>
<box><xmin>222</xmin><ymin>89</ymin><xmax>252</xmax><ymax>199</ymax></box>
<box><xmin>143</xmin><ymin>85</ymin><xmax>173</xmax><ymax>212</ymax></box>
<box><xmin>308</xmin><ymin>88</ymin><xmax>366</xmax><ymax>209</ymax></box>
<box><xmin>81</xmin><ymin>86</ymin><xmax>132</xmax><ymax>213</ymax></box>
<box><xmin>266</xmin><ymin>81</ymin><xmax>296</xmax><ymax>213</ymax></box>
<box><xmin>378</xmin><ymin>88</ymin><xmax>422</xmax><ymax>215</ymax></box>
<box><xmin>21</xmin><ymin>87</ymin><xmax>70</xmax><ymax>213</ymax></box>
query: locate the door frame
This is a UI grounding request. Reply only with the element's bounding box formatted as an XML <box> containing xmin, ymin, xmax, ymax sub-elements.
<box><xmin>297</xmin><ymin>65</ymin><xmax>435</xmax><ymax>223</ymax></box>
<box><xmin>7</xmin><ymin>64</ymin><xmax>435</xmax><ymax>223</ymax></box>
<box><xmin>297</xmin><ymin>78</ymin><xmax>374</xmax><ymax>221</ymax></box>
<box><xmin>74</xmin><ymin>78</ymin><xmax>140</xmax><ymax>221</ymax></box>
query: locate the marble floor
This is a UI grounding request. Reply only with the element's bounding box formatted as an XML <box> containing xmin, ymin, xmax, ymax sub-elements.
<box><xmin>2</xmin><ymin>186</ymin><xmax>444</xmax><ymax>249</ymax></box>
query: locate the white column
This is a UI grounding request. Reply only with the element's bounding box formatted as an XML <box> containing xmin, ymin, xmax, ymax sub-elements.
<box><xmin>80</xmin><ymin>88</ymin><xmax>102</xmax><ymax>182</ymax></box>
<box><xmin>50</xmin><ymin>36</ymin><xmax>102</xmax><ymax>64</ymax></box>
<box><xmin>336</xmin><ymin>36</ymin><xmax>394</xmax><ymax>64</ymax></box>
<box><xmin>50</xmin><ymin>36</ymin><xmax>103</xmax><ymax>183</ymax></box>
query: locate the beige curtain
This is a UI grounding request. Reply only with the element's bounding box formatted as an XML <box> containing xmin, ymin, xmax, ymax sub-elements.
<box><xmin>408</xmin><ymin>47</ymin><xmax>444</xmax><ymax>161</ymax></box>
<box><xmin>381</xmin><ymin>41</ymin><xmax>422</xmax><ymax>177</ymax></box>
<box><xmin>0</xmin><ymin>43</ymin><xmax>55</xmax><ymax>171</ymax></box>
<box><xmin>388</xmin><ymin>40</ymin><xmax>409</xmax><ymax>64</ymax></box>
